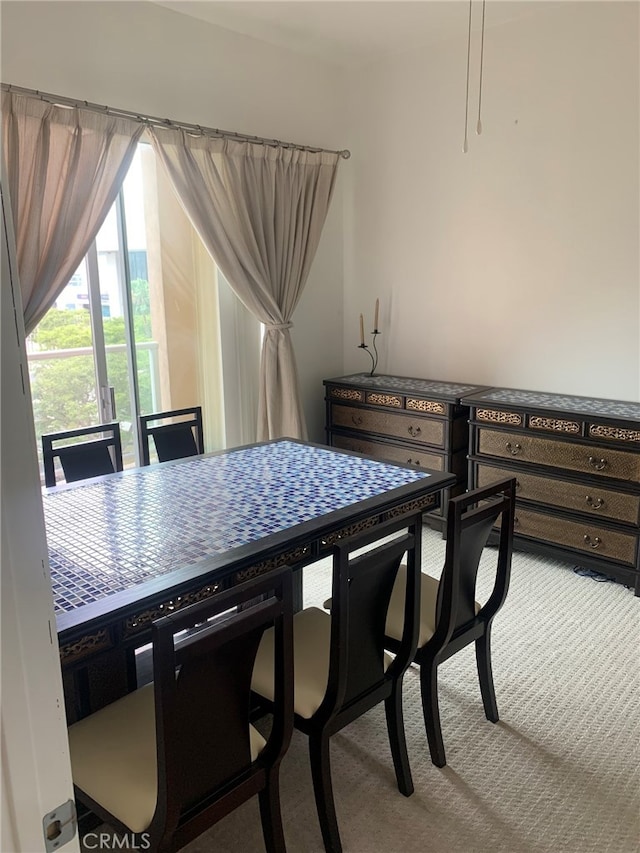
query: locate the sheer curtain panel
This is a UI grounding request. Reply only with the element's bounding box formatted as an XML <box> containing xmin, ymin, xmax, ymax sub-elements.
<box><xmin>148</xmin><ymin>130</ymin><xmax>340</xmax><ymax>440</ymax></box>
<box><xmin>2</xmin><ymin>91</ymin><xmax>144</xmax><ymax>333</ymax></box>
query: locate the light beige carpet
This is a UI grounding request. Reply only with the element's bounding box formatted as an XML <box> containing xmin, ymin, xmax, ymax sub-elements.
<box><xmin>183</xmin><ymin>529</ymin><xmax>640</xmax><ymax>853</ymax></box>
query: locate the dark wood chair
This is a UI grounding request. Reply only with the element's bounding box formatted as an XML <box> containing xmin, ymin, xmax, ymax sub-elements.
<box><xmin>67</xmin><ymin>569</ymin><xmax>294</xmax><ymax>853</ymax></box>
<box><xmin>385</xmin><ymin>478</ymin><xmax>517</xmax><ymax>767</ymax></box>
<box><xmin>139</xmin><ymin>406</ymin><xmax>204</xmax><ymax>466</ymax></box>
<box><xmin>42</xmin><ymin>422</ymin><xmax>123</xmax><ymax>488</ymax></box>
<box><xmin>252</xmin><ymin>512</ymin><xmax>423</xmax><ymax>853</ymax></box>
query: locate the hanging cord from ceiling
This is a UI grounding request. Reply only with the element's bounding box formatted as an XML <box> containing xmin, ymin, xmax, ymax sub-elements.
<box><xmin>463</xmin><ymin>0</ymin><xmax>473</xmax><ymax>154</ymax></box>
<box><xmin>463</xmin><ymin>0</ymin><xmax>487</xmax><ymax>153</ymax></box>
<box><xmin>476</xmin><ymin>0</ymin><xmax>486</xmax><ymax>135</ymax></box>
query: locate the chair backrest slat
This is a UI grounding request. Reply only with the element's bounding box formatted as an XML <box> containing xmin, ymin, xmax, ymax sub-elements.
<box><xmin>341</xmin><ymin>539</ymin><xmax>409</xmax><ymax>705</ymax></box>
<box><xmin>320</xmin><ymin>513</ymin><xmax>422</xmax><ymax>720</ymax></box>
<box><xmin>172</xmin><ymin>618</ymin><xmax>268</xmax><ymax>807</ymax></box>
<box><xmin>436</xmin><ymin>479</ymin><xmax>516</xmax><ymax>644</ymax></box>
<box><xmin>42</xmin><ymin>423</ymin><xmax>123</xmax><ymax>487</ymax></box>
<box><xmin>139</xmin><ymin>406</ymin><xmax>204</xmax><ymax>466</ymax></box>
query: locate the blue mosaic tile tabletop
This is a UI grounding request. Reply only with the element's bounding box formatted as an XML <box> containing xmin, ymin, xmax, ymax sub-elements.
<box><xmin>325</xmin><ymin>374</ymin><xmax>486</xmax><ymax>401</ymax></box>
<box><xmin>464</xmin><ymin>388</ymin><xmax>640</xmax><ymax>421</ymax></box>
<box><xmin>44</xmin><ymin>440</ymin><xmax>434</xmax><ymax>616</ymax></box>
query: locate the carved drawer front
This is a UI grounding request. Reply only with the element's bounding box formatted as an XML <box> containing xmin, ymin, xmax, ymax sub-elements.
<box><xmin>512</xmin><ymin>508</ymin><xmax>637</xmax><ymax>565</ymax></box>
<box><xmin>477</xmin><ymin>464</ymin><xmax>640</xmax><ymax>525</ymax></box>
<box><xmin>328</xmin><ymin>386</ymin><xmax>365</xmax><ymax>403</ymax></box>
<box><xmin>332</xmin><ymin>434</ymin><xmax>444</xmax><ymax>471</ymax></box>
<box><xmin>365</xmin><ymin>391</ymin><xmax>403</xmax><ymax>408</ymax></box>
<box><xmin>331</xmin><ymin>404</ymin><xmax>445</xmax><ymax>447</ymax></box>
<box><xmin>478</xmin><ymin>429</ymin><xmax>640</xmax><ymax>482</ymax></box>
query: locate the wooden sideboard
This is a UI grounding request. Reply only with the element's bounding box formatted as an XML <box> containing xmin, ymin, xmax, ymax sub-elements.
<box><xmin>465</xmin><ymin>387</ymin><xmax>640</xmax><ymax>595</ymax></box>
<box><xmin>323</xmin><ymin>373</ymin><xmax>488</xmax><ymax>531</ymax></box>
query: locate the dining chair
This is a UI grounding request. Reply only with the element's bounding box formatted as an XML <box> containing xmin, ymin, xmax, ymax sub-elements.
<box><xmin>252</xmin><ymin>512</ymin><xmax>423</xmax><ymax>853</ymax></box>
<box><xmin>67</xmin><ymin>568</ymin><xmax>294</xmax><ymax>853</ymax></box>
<box><xmin>139</xmin><ymin>406</ymin><xmax>204</xmax><ymax>466</ymax></box>
<box><xmin>42</xmin><ymin>422</ymin><xmax>123</xmax><ymax>488</ymax></box>
<box><xmin>384</xmin><ymin>478</ymin><xmax>517</xmax><ymax>767</ymax></box>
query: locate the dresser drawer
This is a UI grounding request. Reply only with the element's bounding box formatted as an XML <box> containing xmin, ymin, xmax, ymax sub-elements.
<box><xmin>478</xmin><ymin>429</ymin><xmax>640</xmax><ymax>482</ymax></box>
<box><xmin>332</xmin><ymin>434</ymin><xmax>445</xmax><ymax>471</ymax></box>
<box><xmin>511</xmin><ymin>508</ymin><xmax>637</xmax><ymax>565</ymax></box>
<box><xmin>331</xmin><ymin>404</ymin><xmax>445</xmax><ymax>448</ymax></box>
<box><xmin>477</xmin><ymin>464</ymin><xmax>640</xmax><ymax>525</ymax></box>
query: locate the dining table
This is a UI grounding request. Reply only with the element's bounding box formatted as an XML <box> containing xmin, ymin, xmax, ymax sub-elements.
<box><xmin>43</xmin><ymin>438</ymin><xmax>455</xmax><ymax>720</ymax></box>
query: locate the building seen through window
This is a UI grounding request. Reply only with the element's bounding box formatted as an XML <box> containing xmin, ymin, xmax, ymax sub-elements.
<box><xmin>27</xmin><ymin>143</ymin><xmax>230</xmax><ymax>478</ymax></box>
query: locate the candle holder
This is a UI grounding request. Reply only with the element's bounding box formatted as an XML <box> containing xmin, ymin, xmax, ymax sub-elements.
<box><xmin>358</xmin><ymin>330</ymin><xmax>381</xmax><ymax>376</ymax></box>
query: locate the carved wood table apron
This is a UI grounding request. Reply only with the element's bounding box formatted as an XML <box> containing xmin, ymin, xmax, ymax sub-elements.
<box><xmin>44</xmin><ymin>438</ymin><xmax>455</xmax><ymax>720</ymax></box>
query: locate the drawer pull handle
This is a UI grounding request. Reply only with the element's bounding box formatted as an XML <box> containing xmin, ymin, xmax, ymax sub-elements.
<box><xmin>351</xmin><ymin>415</ymin><xmax>363</xmax><ymax>426</ymax></box>
<box><xmin>407</xmin><ymin>458</ymin><xmax>421</xmax><ymax>466</ymax></box>
<box><xmin>588</xmin><ymin>456</ymin><xmax>607</xmax><ymax>471</ymax></box>
<box><xmin>585</xmin><ymin>495</ymin><xmax>604</xmax><ymax>510</ymax></box>
<box><xmin>514</xmin><ymin>516</ymin><xmax>520</xmax><ymax>528</ymax></box>
<box><xmin>407</xmin><ymin>425</ymin><xmax>422</xmax><ymax>437</ymax></box>
<box><xmin>583</xmin><ymin>534</ymin><xmax>602</xmax><ymax>549</ymax></box>
<box><xmin>505</xmin><ymin>441</ymin><xmax>522</xmax><ymax>455</ymax></box>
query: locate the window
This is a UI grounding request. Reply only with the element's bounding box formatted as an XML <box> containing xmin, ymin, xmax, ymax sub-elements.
<box><xmin>28</xmin><ymin>142</ymin><xmax>260</xmax><ymax>478</ymax></box>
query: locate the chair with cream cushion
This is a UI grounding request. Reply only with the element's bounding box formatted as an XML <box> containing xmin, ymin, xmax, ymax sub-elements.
<box><xmin>68</xmin><ymin>568</ymin><xmax>294</xmax><ymax>853</ymax></box>
<box><xmin>385</xmin><ymin>478</ymin><xmax>516</xmax><ymax>768</ymax></box>
<box><xmin>252</xmin><ymin>512</ymin><xmax>423</xmax><ymax>853</ymax></box>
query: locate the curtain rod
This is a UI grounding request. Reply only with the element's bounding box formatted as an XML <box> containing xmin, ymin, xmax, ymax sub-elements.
<box><xmin>1</xmin><ymin>82</ymin><xmax>351</xmax><ymax>160</ymax></box>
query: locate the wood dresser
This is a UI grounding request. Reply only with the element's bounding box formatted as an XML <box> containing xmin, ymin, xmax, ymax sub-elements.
<box><xmin>464</xmin><ymin>387</ymin><xmax>640</xmax><ymax>595</ymax></box>
<box><xmin>323</xmin><ymin>373</ymin><xmax>488</xmax><ymax>531</ymax></box>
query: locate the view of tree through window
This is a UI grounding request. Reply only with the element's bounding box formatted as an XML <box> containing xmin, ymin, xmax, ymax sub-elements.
<box><xmin>27</xmin><ymin>144</ymin><xmax>162</xmax><ymax>474</ymax></box>
<box><xmin>28</xmin><ymin>141</ymin><xmax>228</xmax><ymax>482</ymax></box>
<box><xmin>29</xmin><ymin>277</ymin><xmax>154</xmax><ymax>448</ymax></box>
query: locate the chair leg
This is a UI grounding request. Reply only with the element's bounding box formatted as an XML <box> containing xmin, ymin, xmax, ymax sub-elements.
<box><xmin>384</xmin><ymin>679</ymin><xmax>414</xmax><ymax>797</ymax></box>
<box><xmin>258</xmin><ymin>767</ymin><xmax>287</xmax><ymax>853</ymax></box>
<box><xmin>420</xmin><ymin>660</ymin><xmax>447</xmax><ymax>768</ymax></box>
<box><xmin>476</xmin><ymin>628</ymin><xmax>499</xmax><ymax>723</ymax></box>
<box><xmin>309</xmin><ymin>732</ymin><xmax>342</xmax><ymax>853</ymax></box>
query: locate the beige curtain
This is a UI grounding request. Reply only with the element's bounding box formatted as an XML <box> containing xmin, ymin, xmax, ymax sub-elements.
<box><xmin>147</xmin><ymin>129</ymin><xmax>340</xmax><ymax>441</ymax></box>
<box><xmin>2</xmin><ymin>91</ymin><xmax>144</xmax><ymax>333</ymax></box>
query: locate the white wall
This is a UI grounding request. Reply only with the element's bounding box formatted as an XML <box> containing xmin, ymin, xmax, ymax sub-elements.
<box><xmin>0</xmin><ymin>0</ymin><xmax>346</xmax><ymax>440</ymax></box>
<box><xmin>344</xmin><ymin>1</ymin><xmax>640</xmax><ymax>402</ymax></box>
<box><xmin>3</xmin><ymin>0</ymin><xmax>638</xmax><ymax>437</ymax></box>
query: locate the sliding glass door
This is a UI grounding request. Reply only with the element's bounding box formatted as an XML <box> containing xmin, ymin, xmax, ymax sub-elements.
<box><xmin>27</xmin><ymin>141</ymin><xmax>257</xmax><ymax>481</ymax></box>
<box><xmin>29</xmin><ymin>146</ymin><xmax>172</xmax><ymax>473</ymax></box>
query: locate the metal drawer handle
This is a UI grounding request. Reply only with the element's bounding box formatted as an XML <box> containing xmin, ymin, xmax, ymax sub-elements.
<box><xmin>407</xmin><ymin>425</ymin><xmax>422</xmax><ymax>437</ymax></box>
<box><xmin>585</xmin><ymin>495</ymin><xmax>605</xmax><ymax>510</ymax></box>
<box><xmin>514</xmin><ymin>516</ymin><xmax>520</xmax><ymax>528</ymax></box>
<box><xmin>583</xmin><ymin>534</ymin><xmax>602</xmax><ymax>549</ymax></box>
<box><xmin>588</xmin><ymin>456</ymin><xmax>607</xmax><ymax>471</ymax></box>
<box><xmin>407</xmin><ymin>458</ymin><xmax>421</xmax><ymax>466</ymax></box>
<box><xmin>351</xmin><ymin>415</ymin><xmax>363</xmax><ymax>426</ymax></box>
<box><xmin>505</xmin><ymin>441</ymin><xmax>522</xmax><ymax>455</ymax></box>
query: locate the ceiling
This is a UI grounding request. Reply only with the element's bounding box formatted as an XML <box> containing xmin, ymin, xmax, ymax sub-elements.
<box><xmin>152</xmin><ymin>1</ymin><xmax>534</xmax><ymax>67</ymax></box>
